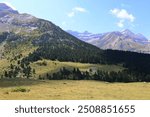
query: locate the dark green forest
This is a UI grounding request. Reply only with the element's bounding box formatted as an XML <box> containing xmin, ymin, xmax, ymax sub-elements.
<box><xmin>40</xmin><ymin>67</ymin><xmax>150</xmax><ymax>82</ymax></box>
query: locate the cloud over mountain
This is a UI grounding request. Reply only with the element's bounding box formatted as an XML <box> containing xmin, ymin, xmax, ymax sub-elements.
<box><xmin>110</xmin><ymin>8</ymin><xmax>135</xmax><ymax>28</ymax></box>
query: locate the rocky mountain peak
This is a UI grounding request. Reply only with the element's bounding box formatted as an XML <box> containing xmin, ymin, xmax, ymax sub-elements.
<box><xmin>121</xmin><ymin>29</ymin><xmax>135</xmax><ymax>36</ymax></box>
<box><xmin>0</xmin><ymin>3</ymin><xmax>18</xmax><ymax>17</ymax></box>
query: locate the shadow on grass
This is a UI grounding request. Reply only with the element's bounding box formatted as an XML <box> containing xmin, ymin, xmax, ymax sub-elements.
<box><xmin>0</xmin><ymin>79</ymin><xmax>46</xmax><ymax>88</ymax></box>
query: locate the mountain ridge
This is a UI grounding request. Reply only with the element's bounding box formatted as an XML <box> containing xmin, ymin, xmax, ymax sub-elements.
<box><xmin>0</xmin><ymin>3</ymin><xmax>18</xmax><ymax>17</ymax></box>
<box><xmin>67</xmin><ymin>29</ymin><xmax>150</xmax><ymax>54</ymax></box>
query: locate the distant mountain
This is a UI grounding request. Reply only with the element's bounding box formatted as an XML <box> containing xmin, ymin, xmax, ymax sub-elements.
<box><xmin>67</xmin><ymin>29</ymin><xmax>150</xmax><ymax>54</ymax></box>
<box><xmin>67</xmin><ymin>30</ymin><xmax>103</xmax><ymax>42</ymax></box>
<box><xmin>121</xmin><ymin>29</ymin><xmax>148</xmax><ymax>44</ymax></box>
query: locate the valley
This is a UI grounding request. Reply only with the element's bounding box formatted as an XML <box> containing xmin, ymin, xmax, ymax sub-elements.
<box><xmin>0</xmin><ymin>2</ymin><xmax>149</xmax><ymax>100</ymax></box>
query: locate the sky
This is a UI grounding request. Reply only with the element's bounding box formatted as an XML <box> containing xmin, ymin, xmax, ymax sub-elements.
<box><xmin>0</xmin><ymin>0</ymin><xmax>150</xmax><ymax>38</ymax></box>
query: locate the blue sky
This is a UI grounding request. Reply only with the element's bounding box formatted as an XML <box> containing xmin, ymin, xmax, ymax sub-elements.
<box><xmin>1</xmin><ymin>0</ymin><xmax>150</xmax><ymax>38</ymax></box>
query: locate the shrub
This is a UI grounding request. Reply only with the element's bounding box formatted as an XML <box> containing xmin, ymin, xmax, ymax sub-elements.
<box><xmin>11</xmin><ymin>87</ymin><xmax>30</xmax><ymax>93</ymax></box>
<box><xmin>36</xmin><ymin>61</ymin><xmax>47</xmax><ymax>66</ymax></box>
<box><xmin>4</xmin><ymin>91</ymin><xmax>9</xmax><ymax>94</ymax></box>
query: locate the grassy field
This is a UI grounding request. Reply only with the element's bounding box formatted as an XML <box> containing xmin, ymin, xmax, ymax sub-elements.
<box><xmin>30</xmin><ymin>60</ymin><xmax>124</xmax><ymax>78</ymax></box>
<box><xmin>0</xmin><ymin>79</ymin><xmax>150</xmax><ymax>100</ymax></box>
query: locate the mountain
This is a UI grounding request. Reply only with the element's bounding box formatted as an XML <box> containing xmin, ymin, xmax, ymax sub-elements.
<box><xmin>0</xmin><ymin>3</ymin><xmax>104</xmax><ymax>64</ymax></box>
<box><xmin>0</xmin><ymin>3</ymin><xmax>18</xmax><ymax>17</ymax></box>
<box><xmin>67</xmin><ymin>29</ymin><xmax>150</xmax><ymax>54</ymax></box>
<box><xmin>121</xmin><ymin>29</ymin><xmax>148</xmax><ymax>44</ymax></box>
<box><xmin>1</xmin><ymin>3</ymin><xmax>150</xmax><ymax>81</ymax></box>
<box><xmin>67</xmin><ymin>30</ymin><xmax>103</xmax><ymax>42</ymax></box>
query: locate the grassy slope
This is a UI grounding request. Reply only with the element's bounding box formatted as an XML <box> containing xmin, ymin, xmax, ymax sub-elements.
<box><xmin>30</xmin><ymin>60</ymin><xmax>124</xmax><ymax>78</ymax></box>
<box><xmin>0</xmin><ymin>59</ymin><xmax>10</xmax><ymax>75</ymax></box>
<box><xmin>4</xmin><ymin>41</ymin><xmax>37</xmax><ymax>59</ymax></box>
<box><xmin>0</xmin><ymin>80</ymin><xmax>150</xmax><ymax>100</ymax></box>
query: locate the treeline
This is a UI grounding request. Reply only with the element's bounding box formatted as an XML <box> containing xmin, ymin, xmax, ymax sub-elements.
<box><xmin>39</xmin><ymin>67</ymin><xmax>150</xmax><ymax>82</ymax></box>
<box><xmin>24</xmin><ymin>41</ymin><xmax>103</xmax><ymax>63</ymax></box>
<box><xmin>103</xmin><ymin>50</ymin><xmax>150</xmax><ymax>75</ymax></box>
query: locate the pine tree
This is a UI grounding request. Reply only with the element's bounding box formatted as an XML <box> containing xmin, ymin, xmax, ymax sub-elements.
<box><xmin>4</xmin><ymin>71</ymin><xmax>8</xmax><ymax>78</ymax></box>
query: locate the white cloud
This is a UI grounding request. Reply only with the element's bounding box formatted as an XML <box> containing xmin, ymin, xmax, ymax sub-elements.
<box><xmin>73</xmin><ymin>7</ymin><xmax>87</xmax><ymax>13</ymax></box>
<box><xmin>110</xmin><ymin>8</ymin><xmax>135</xmax><ymax>28</ymax></box>
<box><xmin>110</xmin><ymin>8</ymin><xmax>135</xmax><ymax>22</ymax></box>
<box><xmin>2</xmin><ymin>1</ymin><xmax>17</xmax><ymax>10</ymax></box>
<box><xmin>117</xmin><ymin>20</ymin><xmax>124</xmax><ymax>28</ymax></box>
<box><xmin>67</xmin><ymin>6</ymin><xmax>87</xmax><ymax>18</ymax></box>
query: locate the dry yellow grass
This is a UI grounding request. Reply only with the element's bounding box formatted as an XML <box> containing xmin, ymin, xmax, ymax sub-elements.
<box><xmin>0</xmin><ymin>79</ymin><xmax>150</xmax><ymax>100</ymax></box>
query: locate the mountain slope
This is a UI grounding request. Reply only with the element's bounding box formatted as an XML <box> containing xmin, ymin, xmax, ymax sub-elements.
<box><xmin>0</xmin><ymin>3</ymin><xmax>104</xmax><ymax>64</ymax></box>
<box><xmin>67</xmin><ymin>30</ymin><xmax>150</xmax><ymax>54</ymax></box>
